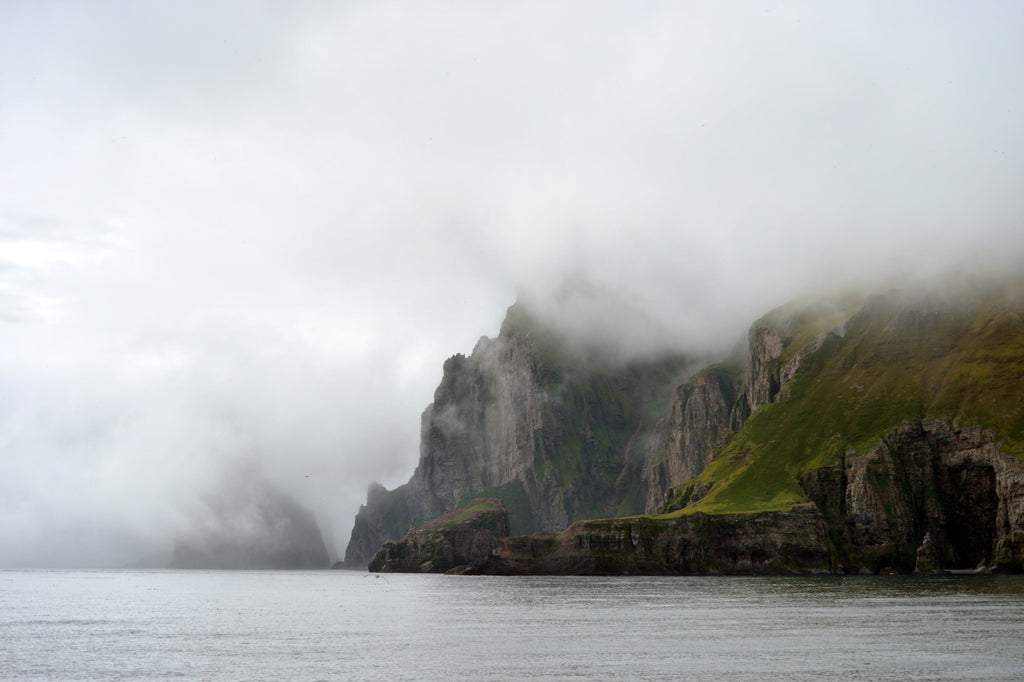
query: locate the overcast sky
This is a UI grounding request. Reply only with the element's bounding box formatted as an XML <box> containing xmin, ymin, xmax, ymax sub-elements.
<box><xmin>2</xmin><ymin>1</ymin><xmax>1023</xmax><ymax>566</ymax></box>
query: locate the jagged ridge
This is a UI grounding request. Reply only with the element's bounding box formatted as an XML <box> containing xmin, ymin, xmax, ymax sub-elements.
<box><xmin>346</xmin><ymin>278</ymin><xmax>1024</xmax><ymax>574</ymax></box>
<box><xmin>342</xmin><ymin>302</ymin><xmax>712</xmax><ymax>567</ymax></box>
<box><xmin>673</xmin><ymin>285</ymin><xmax>1024</xmax><ymax>515</ymax></box>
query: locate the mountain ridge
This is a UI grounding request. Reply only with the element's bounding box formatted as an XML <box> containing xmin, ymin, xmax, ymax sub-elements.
<box><xmin>344</xmin><ymin>277</ymin><xmax>1024</xmax><ymax>573</ymax></box>
<box><xmin>342</xmin><ymin>300</ymin><xmax>711</xmax><ymax>567</ymax></box>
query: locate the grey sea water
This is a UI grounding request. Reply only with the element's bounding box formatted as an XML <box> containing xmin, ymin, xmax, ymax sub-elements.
<box><xmin>2</xmin><ymin>569</ymin><xmax>1023</xmax><ymax>681</ymax></box>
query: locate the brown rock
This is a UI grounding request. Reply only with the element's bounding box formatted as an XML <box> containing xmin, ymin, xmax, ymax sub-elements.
<box><xmin>368</xmin><ymin>499</ymin><xmax>510</xmax><ymax>573</ymax></box>
<box><xmin>455</xmin><ymin>506</ymin><xmax>835</xmax><ymax>575</ymax></box>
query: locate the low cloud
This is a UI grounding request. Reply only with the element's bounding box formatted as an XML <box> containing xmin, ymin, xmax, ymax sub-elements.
<box><xmin>2</xmin><ymin>1</ymin><xmax>1023</xmax><ymax>566</ymax></box>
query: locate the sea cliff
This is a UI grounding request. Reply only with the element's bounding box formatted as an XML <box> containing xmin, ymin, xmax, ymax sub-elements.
<box><xmin>369</xmin><ymin>498</ymin><xmax>509</xmax><ymax>573</ymax></box>
<box><xmin>343</xmin><ymin>301</ymin><xmax>704</xmax><ymax>567</ymax></box>
<box><xmin>348</xmin><ymin>279</ymin><xmax>1024</xmax><ymax>574</ymax></box>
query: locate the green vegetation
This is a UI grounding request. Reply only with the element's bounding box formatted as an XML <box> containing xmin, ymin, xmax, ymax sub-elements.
<box><xmin>353</xmin><ymin>282</ymin><xmax>1024</xmax><ymax>571</ymax></box>
<box><xmin>677</xmin><ymin>293</ymin><xmax>1024</xmax><ymax>515</ymax></box>
<box><xmin>614</xmin><ymin>479</ymin><xmax>646</xmax><ymax>517</ymax></box>
<box><xmin>459</xmin><ymin>481</ymin><xmax>533</xmax><ymax>535</ymax></box>
<box><xmin>535</xmin><ymin>360</ymin><xmax>688</xmax><ymax>521</ymax></box>
<box><xmin>757</xmin><ymin>295</ymin><xmax>865</xmax><ymax>366</ymax></box>
<box><xmin>445</xmin><ymin>499</ymin><xmax>500</xmax><ymax>525</ymax></box>
<box><xmin>505</xmin><ymin>301</ymin><xmax>693</xmax><ymax>522</ymax></box>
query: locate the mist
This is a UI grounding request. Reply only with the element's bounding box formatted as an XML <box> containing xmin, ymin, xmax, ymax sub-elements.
<box><xmin>2</xmin><ymin>1</ymin><xmax>1023</xmax><ymax>567</ymax></box>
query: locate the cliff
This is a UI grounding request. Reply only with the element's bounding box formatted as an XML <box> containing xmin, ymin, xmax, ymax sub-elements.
<box><xmin>343</xmin><ymin>301</ymin><xmax>706</xmax><ymax>567</ymax></box>
<box><xmin>802</xmin><ymin>419</ymin><xmax>1024</xmax><ymax>573</ymax></box>
<box><xmin>455</xmin><ymin>506</ymin><xmax>833</xmax><ymax>575</ymax></box>
<box><xmin>655</xmin><ymin>283</ymin><xmax>1024</xmax><ymax>573</ymax></box>
<box><xmin>346</xmin><ymin>278</ymin><xmax>1024</xmax><ymax>574</ymax></box>
<box><xmin>673</xmin><ymin>285</ymin><xmax>1024</xmax><ymax>516</ymax></box>
<box><xmin>369</xmin><ymin>498</ymin><xmax>509</xmax><ymax>573</ymax></box>
<box><xmin>171</xmin><ymin>479</ymin><xmax>329</xmax><ymax>569</ymax></box>
<box><xmin>451</xmin><ymin>418</ymin><xmax>1024</xmax><ymax>575</ymax></box>
<box><xmin>640</xmin><ymin>364</ymin><xmax>748</xmax><ymax>512</ymax></box>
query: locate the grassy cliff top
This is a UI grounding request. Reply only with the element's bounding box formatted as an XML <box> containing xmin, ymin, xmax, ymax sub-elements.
<box><xmin>672</xmin><ymin>285</ymin><xmax>1024</xmax><ymax>516</ymax></box>
<box><xmin>423</xmin><ymin>498</ymin><xmax>506</xmax><ymax>531</ymax></box>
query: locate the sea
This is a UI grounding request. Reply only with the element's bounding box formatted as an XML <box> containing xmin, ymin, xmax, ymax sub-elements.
<box><xmin>2</xmin><ymin>569</ymin><xmax>1023</xmax><ymax>681</ymax></box>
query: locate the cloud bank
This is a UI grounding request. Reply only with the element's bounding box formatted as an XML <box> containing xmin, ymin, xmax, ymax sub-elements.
<box><xmin>1</xmin><ymin>1</ymin><xmax>1023</xmax><ymax>565</ymax></box>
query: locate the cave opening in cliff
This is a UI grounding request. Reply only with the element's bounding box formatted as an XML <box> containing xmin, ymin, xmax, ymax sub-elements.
<box><xmin>941</xmin><ymin>462</ymin><xmax>999</xmax><ymax>570</ymax></box>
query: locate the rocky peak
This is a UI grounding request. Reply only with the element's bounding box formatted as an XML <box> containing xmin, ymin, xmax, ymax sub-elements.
<box><xmin>746</xmin><ymin>298</ymin><xmax>864</xmax><ymax>413</ymax></box>
<box><xmin>641</xmin><ymin>365</ymin><xmax>746</xmax><ymax>512</ymax></box>
<box><xmin>346</xmin><ymin>277</ymin><xmax>1024</xmax><ymax>574</ymax></box>
<box><xmin>342</xmin><ymin>300</ymin><xmax>696</xmax><ymax>567</ymax></box>
<box><xmin>747</xmin><ymin>326</ymin><xmax>784</xmax><ymax>411</ymax></box>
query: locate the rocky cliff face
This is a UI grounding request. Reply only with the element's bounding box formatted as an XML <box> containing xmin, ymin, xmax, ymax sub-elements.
<box><xmin>747</xmin><ymin>326</ymin><xmax>784</xmax><ymax>411</ymax></box>
<box><xmin>746</xmin><ymin>298</ymin><xmax>859</xmax><ymax>413</ymax></box>
<box><xmin>407</xmin><ymin>325</ymin><xmax>552</xmax><ymax>527</ymax></box>
<box><xmin>654</xmin><ymin>283</ymin><xmax>1024</xmax><ymax>573</ymax></box>
<box><xmin>343</xmin><ymin>302</ymin><xmax>708</xmax><ymax>567</ymax></box>
<box><xmin>344</xmin><ymin>294</ymin><xmax>872</xmax><ymax>569</ymax></box>
<box><xmin>369</xmin><ymin>498</ymin><xmax>509</xmax><ymax>573</ymax></box>
<box><xmin>636</xmin><ymin>300</ymin><xmax>847</xmax><ymax>515</ymax></box>
<box><xmin>451</xmin><ymin>419</ymin><xmax>1024</xmax><ymax>576</ymax></box>
<box><xmin>346</xmin><ymin>280</ymin><xmax>1024</xmax><ymax>574</ymax></box>
<box><xmin>802</xmin><ymin>419</ymin><xmax>1024</xmax><ymax>573</ymax></box>
<box><xmin>455</xmin><ymin>506</ymin><xmax>834</xmax><ymax>575</ymax></box>
<box><xmin>341</xmin><ymin>482</ymin><xmax>418</xmax><ymax>570</ymax></box>
<box><xmin>640</xmin><ymin>366</ymin><xmax>747</xmax><ymax>513</ymax></box>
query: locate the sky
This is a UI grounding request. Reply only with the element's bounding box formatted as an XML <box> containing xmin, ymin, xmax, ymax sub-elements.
<box><xmin>2</xmin><ymin>1</ymin><xmax>1023</xmax><ymax>567</ymax></box>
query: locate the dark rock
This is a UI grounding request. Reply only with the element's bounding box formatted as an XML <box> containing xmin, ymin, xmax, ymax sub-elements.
<box><xmin>455</xmin><ymin>506</ymin><xmax>835</xmax><ymax>575</ymax></box>
<box><xmin>368</xmin><ymin>499</ymin><xmax>510</xmax><ymax>573</ymax></box>
<box><xmin>344</xmin><ymin>301</ymin><xmax>701</xmax><ymax>567</ymax></box>
<box><xmin>347</xmin><ymin>279</ymin><xmax>1024</xmax><ymax>576</ymax></box>
<box><xmin>802</xmin><ymin>419</ymin><xmax>1024</xmax><ymax>573</ymax></box>
<box><xmin>341</xmin><ymin>483</ymin><xmax>417</xmax><ymax>569</ymax></box>
<box><xmin>641</xmin><ymin>365</ymin><xmax>746</xmax><ymax>512</ymax></box>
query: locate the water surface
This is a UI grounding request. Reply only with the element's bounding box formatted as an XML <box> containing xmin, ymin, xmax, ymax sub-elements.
<box><xmin>2</xmin><ymin>569</ymin><xmax>1022</xmax><ymax>680</ymax></box>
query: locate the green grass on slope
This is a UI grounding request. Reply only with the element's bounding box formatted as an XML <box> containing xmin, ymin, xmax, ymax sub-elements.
<box><xmin>505</xmin><ymin>301</ymin><xmax>694</xmax><ymax>522</ymax></box>
<box><xmin>675</xmin><ymin>299</ymin><xmax>1024</xmax><ymax>516</ymax></box>
<box><xmin>460</xmin><ymin>481</ymin><xmax>533</xmax><ymax>536</ymax></box>
<box><xmin>445</xmin><ymin>499</ymin><xmax>500</xmax><ymax>524</ymax></box>
<box><xmin>756</xmin><ymin>294</ymin><xmax>866</xmax><ymax>366</ymax></box>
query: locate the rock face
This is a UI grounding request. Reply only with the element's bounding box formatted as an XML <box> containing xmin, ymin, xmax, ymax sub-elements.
<box><xmin>369</xmin><ymin>499</ymin><xmax>510</xmax><ymax>573</ymax></box>
<box><xmin>343</xmin><ymin>301</ymin><xmax>707</xmax><ymax>567</ymax></box>
<box><xmin>342</xmin><ymin>482</ymin><xmax>419</xmax><ymax>570</ymax></box>
<box><xmin>639</xmin><ymin>300</ymin><xmax>839</xmax><ymax>515</ymax></box>
<box><xmin>346</xmin><ymin>279</ymin><xmax>1024</xmax><ymax>574</ymax></box>
<box><xmin>655</xmin><ymin>284</ymin><xmax>1024</xmax><ymax>573</ymax></box>
<box><xmin>747</xmin><ymin>326</ymin><xmax>785</xmax><ymax>412</ymax></box>
<box><xmin>802</xmin><ymin>419</ymin><xmax>1024</xmax><ymax>573</ymax></box>
<box><xmin>640</xmin><ymin>366</ymin><xmax>748</xmax><ymax>513</ymax></box>
<box><xmin>455</xmin><ymin>506</ymin><xmax>834</xmax><ymax>575</ymax></box>
<box><xmin>453</xmin><ymin>419</ymin><xmax>1024</xmax><ymax>576</ymax></box>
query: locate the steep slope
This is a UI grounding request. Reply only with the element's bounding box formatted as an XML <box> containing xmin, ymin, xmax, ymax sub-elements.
<box><xmin>453</xmin><ymin>281</ymin><xmax>1024</xmax><ymax>575</ymax></box>
<box><xmin>677</xmin><ymin>285</ymin><xmax>1024</xmax><ymax>516</ymax></box>
<box><xmin>623</xmin><ymin>283</ymin><xmax>1024</xmax><ymax>573</ymax></box>
<box><xmin>342</xmin><ymin>301</ymin><xmax>708</xmax><ymax>567</ymax></box>
<box><xmin>639</xmin><ymin>363</ymin><xmax>748</xmax><ymax>512</ymax></box>
<box><xmin>347</xmin><ymin>279</ymin><xmax>1024</xmax><ymax>573</ymax></box>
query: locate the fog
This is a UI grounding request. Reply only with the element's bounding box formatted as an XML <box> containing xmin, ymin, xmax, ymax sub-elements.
<box><xmin>2</xmin><ymin>1</ymin><xmax>1023</xmax><ymax>566</ymax></box>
